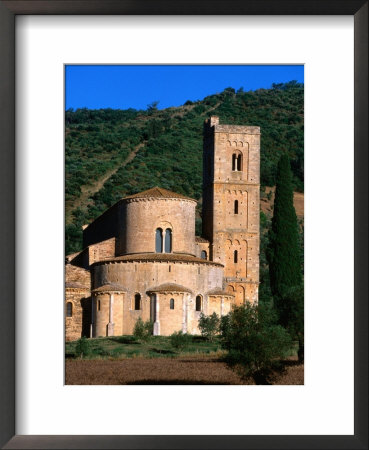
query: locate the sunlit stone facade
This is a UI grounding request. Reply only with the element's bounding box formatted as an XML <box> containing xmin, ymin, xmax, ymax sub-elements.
<box><xmin>65</xmin><ymin>117</ymin><xmax>260</xmax><ymax>340</ymax></box>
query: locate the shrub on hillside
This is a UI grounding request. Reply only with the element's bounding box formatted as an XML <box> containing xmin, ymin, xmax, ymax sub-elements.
<box><xmin>170</xmin><ymin>331</ymin><xmax>191</xmax><ymax>351</ymax></box>
<box><xmin>133</xmin><ymin>318</ymin><xmax>153</xmax><ymax>342</ymax></box>
<box><xmin>198</xmin><ymin>312</ymin><xmax>220</xmax><ymax>342</ymax></box>
<box><xmin>75</xmin><ymin>336</ymin><xmax>91</xmax><ymax>359</ymax></box>
<box><xmin>220</xmin><ymin>303</ymin><xmax>292</xmax><ymax>383</ymax></box>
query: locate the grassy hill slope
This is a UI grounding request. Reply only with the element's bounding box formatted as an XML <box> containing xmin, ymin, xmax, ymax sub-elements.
<box><xmin>65</xmin><ymin>81</ymin><xmax>304</xmax><ymax>255</ymax></box>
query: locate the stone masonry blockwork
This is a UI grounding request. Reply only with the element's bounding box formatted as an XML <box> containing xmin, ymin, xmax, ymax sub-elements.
<box><xmin>65</xmin><ymin>117</ymin><xmax>260</xmax><ymax>339</ymax></box>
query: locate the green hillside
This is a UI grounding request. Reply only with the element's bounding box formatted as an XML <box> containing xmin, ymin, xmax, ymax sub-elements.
<box><xmin>65</xmin><ymin>81</ymin><xmax>304</xmax><ymax>256</ymax></box>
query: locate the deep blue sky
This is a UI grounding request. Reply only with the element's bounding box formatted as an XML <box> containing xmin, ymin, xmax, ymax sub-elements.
<box><xmin>65</xmin><ymin>65</ymin><xmax>304</xmax><ymax>111</ymax></box>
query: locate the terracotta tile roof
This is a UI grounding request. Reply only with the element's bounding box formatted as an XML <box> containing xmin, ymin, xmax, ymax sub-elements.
<box><xmin>147</xmin><ymin>283</ymin><xmax>193</xmax><ymax>294</ymax></box>
<box><xmin>206</xmin><ymin>288</ymin><xmax>235</xmax><ymax>297</ymax></box>
<box><xmin>65</xmin><ymin>251</ymin><xmax>81</xmax><ymax>262</ymax></box>
<box><xmin>123</xmin><ymin>186</ymin><xmax>195</xmax><ymax>202</ymax></box>
<box><xmin>195</xmin><ymin>236</ymin><xmax>209</xmax><ymax>243</ymax></box>
<box><xmin>92</xmin><ymin>283</ymin><xmax>127</xmax><ymax>293</ymax></box>
<box><xmin>93</xmin><ymin>253</ymin><xmax>223</xmax><ymax>267</ymax></box>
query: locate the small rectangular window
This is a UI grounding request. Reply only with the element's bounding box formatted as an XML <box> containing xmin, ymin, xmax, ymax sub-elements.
<box><xmin>66</xmin><ymin>302</ymin><xmax>73</xmax><ymax>317</ymax></box>
<box><xmin>134</xmin><ymin>294</ymin><xmax>141</xmax><ymax>310</ymax></box>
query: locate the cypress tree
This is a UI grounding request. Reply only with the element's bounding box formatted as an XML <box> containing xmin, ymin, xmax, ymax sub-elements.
<box><xmin>267</xmin><ymin>154</ymin><xmax>304</xmax><ymax>361</ymax></box>
<box><xmin>267</xmin><ymin>154</ymin><xmax>302</xmax><ymax>296</ymax></box>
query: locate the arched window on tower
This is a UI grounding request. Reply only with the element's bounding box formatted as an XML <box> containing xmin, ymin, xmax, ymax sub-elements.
<box><xmin>201</xmin><ymin>250</ymin><xmax>207</xmax><ymax>260</ymax></box>
<box><xmin>164</xmin><ymin>228</ymin><xmax>172</xmax><ymax>253</ymax></box>
<box><xmin>234</xmin><ymin>200</ymin><xmax>239</xmax><ymax>214</ymax></box>
<box><xmin>196</xmin><ymin>295</ymin><xmax>202</xmax><ymax>312</ymax></box>
<box><xmin>134</xmin><ymin>293</ymin><xmax>141</xmax><ymax>310</ymax></box>
<box><xmin>170</xmin><ymin>298</ymin><xmax>175</xmax><ymax>310</ymax></box>
<box><xmin>66</xmin><ymin>302</ymin><xmax>73</xmax><ymax>317</ymax></box>
<box><xmin>237</xmin><ymin>154</ymin><xmax>243</xmax><ymax>171</ymax></box>
<box><xmin>234</xmin><ymin>250</ymin><xmax>238</xmax><ymax>263</ymax></box>
<box><xmin>155</xmin><ymin>228</ymin><xmax>163</xmax><ymax>253</ymax></box>
<box><xmin>232</xmin><ymin>153</ymin><xmax>237</xmax><ymax>171</ymax></box>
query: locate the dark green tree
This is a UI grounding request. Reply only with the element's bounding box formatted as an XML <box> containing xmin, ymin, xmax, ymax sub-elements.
<box><xmin>133</xmin><ymin>317</ymin><xmax>153</xmax><ymax>342</ymax></box>
<box><xmin>170</xmin><ymin>331</ymin><xmax>191</xmax><ymax>351</ymax></box>
<box><xmin>220</xmin><ymin>303</ymin><xmax>292</xmax><ymax>384</ymax></box>
<box><xmin>267</xmin><ymin>154</ymin><xmax>303</xmax><ymax>361</ymax></box>
<box><xmin>75</xmin><ymin>336</ymin><xmax>91</xmax><ymax>359</ymax></box>
<box><xmin>147</xmin><ymin>100</ymin><xmax>159</xmax><ymax>115</ymax></box>
<box><xmin>278</xmin><ymin>285</ymin><xmax>304</xmax><ymax>363</ymax></box>
<box><xmin>267</xmin><ymin>154</ymin><xmax>302</xmax><ymax>296</ymax></box>
<box><xmin>198</xmin><ymin>312</ymin><xmax>220</xmax><ymax>342</ymax></box>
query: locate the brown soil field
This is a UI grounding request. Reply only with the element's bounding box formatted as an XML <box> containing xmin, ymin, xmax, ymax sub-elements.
<box><xmin>261</xmin><ymin>187</ymin><xmax>304</xmax><ymax>220</ymax></box>
<box><xmin>65</xmin><ymin>356</ymin><xmax>303</xmax><ymax>385</ymax></box>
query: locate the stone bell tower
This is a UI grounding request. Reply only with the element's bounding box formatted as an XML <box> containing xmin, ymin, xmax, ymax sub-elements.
<box><xmin>202</xmin><ymin>116</ymin><xmax>260</xmax><ymax>305</ymax></box>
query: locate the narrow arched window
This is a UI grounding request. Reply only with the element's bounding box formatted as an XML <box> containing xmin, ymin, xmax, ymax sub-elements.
<box><xmin>164</xmin><ymin>228</ymin><xmax>172</xmax><ymax>253</ymax></box>
<box><xmin>66</xmin><ymin>302</ymin><xmax>73</xmax><ymax>317</ymax></box>
<box><xmin>170</xmin><ymin>298</ymin><xmax>175</xmax><ymax>310</ymax></box>
<box><xmin>196</xmin><ymin>295</ymin><xmax>202</xmax><ymax>312</ymax></box>
<box><xmin>234</xmin><ymin>200</ymin><xmax>239</xmax><ymax>214</ymax></box>
<box><xmin>155</xmin><ymin>228</ymin><xmax>163</xmax><ymax>253</ymax></box>
<box><xmin>201</xmin><ymin>250</ymin><xmax>207</xmax><ymax>260</ymax></box>
<box><xmin>234</xmin><ymin>250</ymin><xmax>238</xmax><ymax>263</ymax></box>
<box><xmin>97</xmin><ymin>300</ymin><xmax>101</xmax><ymax>311</ymax></box>
<box><xmin>134</xmin><ymin>293</ymin><xmax>141</xmax><ymax>310</ymax></box>
<box><xmin>237</xmin><ymin>154</ymin><xmax>242</xmax><ymax>171</ymax></box>
<box><xmin>232</xmin><ymin>153</ymin><xmax>237</xmax><ymax>171</ymax></box>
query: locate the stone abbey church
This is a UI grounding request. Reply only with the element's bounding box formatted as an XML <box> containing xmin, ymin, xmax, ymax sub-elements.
<box><xmin>65</xmin><ymin>116</ymin><xmax>260</xmax><ymax>341</ymax></box>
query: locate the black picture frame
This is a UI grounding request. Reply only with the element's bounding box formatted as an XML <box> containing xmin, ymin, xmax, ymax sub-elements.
<box><xmin>0</xmin><ymin>1</ymin><xmax>367</xmax><ymax>449</ymax></box>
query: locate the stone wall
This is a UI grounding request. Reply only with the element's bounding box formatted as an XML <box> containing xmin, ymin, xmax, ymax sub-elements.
<box><xmin>207</xmin><ymin>295</ymin><xmax>233</xmax><ymax>316</ymax></box>
<box><xmin>117</xmin><ymin>198</ymin><xmax>197</xmax><ymax>256</ymax></box>
<box><xmin>65</xmin><ymin>287</ymin><xmax>91</xmax><ymax>341</ymax></box>
<box><xmin>65</xmin><ymin>264</ymin><xmax>91</xmax><ymax>341</ymax></box>
<box><xmin>195</xmin><ymin>238</ymin><xmax>210</xmax><ymax>260</ymax></box>
<box><xmin>88</xmin><ymin>237</ymin><xmax>116</xmax><ymax>265</ymax></box>
<box><xmin>65</xmin><ymin>263</ymin><xmax>90</xmax><ymax>286</ymax></box>
<box><xmin>91</xmin><ymin>259</ymin><xmax>225</xmax><ymax>336</ymax></box>
<box><xmin>93</xmin><ymin>292</ymin><xmax>124</xmax><ymax>337</ymax></box>
<box><xmin>155</xmin><ymin>292</ymin><xmax>184</xmax><ymax>336</ymax></box>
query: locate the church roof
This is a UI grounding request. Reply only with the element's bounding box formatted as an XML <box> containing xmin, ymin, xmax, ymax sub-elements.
<box><xmin>206</xmin><ymin>288</ymin><xmax>235</xmax><ymax>297</ymax></box>
<box><xmin>92</xmin><ymin>283</ymin><xmax>127</xmax><ymax>293</ymax></box>
<box><xmin>147</xmin><ymin>283</ymin><xmax>193</xmax><ymax>294</ymax></box>
<box><xmin>123</xmin><ymin>186</ymin><xmax>196</xmax><ymax>202</ymax></box>
<box><xmin>92</xmin><ymin>253</ymin><xmax>223</xmax><ymax>267</ymax></box>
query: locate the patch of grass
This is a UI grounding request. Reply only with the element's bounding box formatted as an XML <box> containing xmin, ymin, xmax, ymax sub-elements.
<box><xmin>65</xmin><ymin>335</ymin><xmax>223</xmax><ymax>360</ymax></box>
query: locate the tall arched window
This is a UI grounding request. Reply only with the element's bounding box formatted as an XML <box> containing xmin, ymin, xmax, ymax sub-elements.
<box><xmin>237</xmin><ymin>154</ymin><xmax>242</xmax><ymax>171</ymax></box>
<box><xmin>164</xmin><ymin>228</ymin><xmax>172</xmax><ymax>253</ymax></box>
<box><xmin>134</xmin><ymin>293</ymin><xmax>141</xmax><ymax>310</ymax></box>
<box><xmin>66</xmin><ymin>302</ymin><xmax>73</xmax><ymax>317</ymax></box>
<box><xmin>155</xmin><ymin>228</ymin><xmax>163</xmax><ymax>253</ymax></box>
<box><xmin>196</xmin><ymin>295</ymin><xmax>202</xmax><ymax>312</ymax></box>
<box><xmin>170</xmin><ymin>298</ymin><xmax>175</xmax><ymax>310</ymax></box>
<box><xmin>201</xmin><ymin>250</ymin><xmax>207</xmax><ymax>260</ymax></box>
<box><xmin>232</xmin><ymin>153</ymin><xmax>237</xmax><ymax>171</ymax></box>
<box><xmin>234</xmin><ymin>200</ymin><xmax>239</xmax><ymax>214</ymax></box>
<box><xmin>234</xmin><ymin>250</ymin><xmax>238</xmax><ymax>263</ymax></box>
